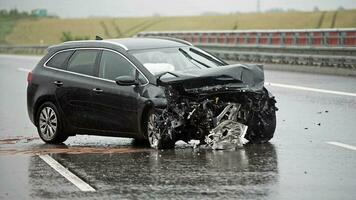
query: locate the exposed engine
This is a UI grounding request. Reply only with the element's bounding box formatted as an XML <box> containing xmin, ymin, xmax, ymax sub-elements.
<box><xmin>153</xmin><ymin>84</ymin><xmax>277</xmax><ymax>149</ymax></box>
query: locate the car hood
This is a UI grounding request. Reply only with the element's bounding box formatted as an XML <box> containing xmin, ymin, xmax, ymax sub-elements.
<box><xmin>156</xmin><ymin>64</ymin><xmax>265</xmax><ymax>93</ymax></box>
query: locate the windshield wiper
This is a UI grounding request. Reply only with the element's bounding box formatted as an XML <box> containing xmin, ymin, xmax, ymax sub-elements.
<box><xmin>178</xmin><ymin>48</ymin><xmax>211</xmax><ymax>68</ymax></box>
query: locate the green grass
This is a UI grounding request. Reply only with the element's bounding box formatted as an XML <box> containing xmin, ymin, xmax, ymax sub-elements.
<box><xmin>0</xmin><ymin>17</ymin><xmax>18</xmax><ymax>44</ymax></box>
<box><xmin>2</xmin><ymin>9</ymin><xmax>356</xmax><ymax>45</ymax></box>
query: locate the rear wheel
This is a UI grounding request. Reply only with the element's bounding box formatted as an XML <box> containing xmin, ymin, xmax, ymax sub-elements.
<box><xmin>36</xmin><ymin>102</ymin><xmax>68</xmax><ymax>144</ymax></box>
<box><xmin>146</xmin><ymin>110</ymin><xmax>175</xmax><ymax>149</ymax></box>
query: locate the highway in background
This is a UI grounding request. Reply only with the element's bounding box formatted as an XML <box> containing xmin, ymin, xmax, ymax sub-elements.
<box><xmin>0</xmin><ymin>54</ymin><xmax>356</xmax><ymax>199</ymax></box>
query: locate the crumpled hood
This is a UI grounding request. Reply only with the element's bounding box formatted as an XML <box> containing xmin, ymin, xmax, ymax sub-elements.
<box><xmin>157</xmin><ymin>64</ymin><xmax>265</xmax><ymax>93</ymax></box>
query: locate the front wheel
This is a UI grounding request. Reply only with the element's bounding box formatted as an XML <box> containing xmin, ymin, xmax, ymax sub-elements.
<box><xmin>36</xmin><ymin>102</ymin><xmax>68</xmax><ymax>144</ymax></box>
<box><xmin>245</xmin><ymin>95</ymin><xmax>277</xmax><ymax>143</ymax></box>
<box><xmin>146</xmin><ymin>110</ymin><xmax>175</xmax><ymax>149</ymax></box>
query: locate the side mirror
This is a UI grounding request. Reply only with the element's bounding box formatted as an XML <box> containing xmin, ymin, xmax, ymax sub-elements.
<box><xmin>115</xmin><ymin>76</ymin><xmax>139</xmax><ymax>86</ymax></box>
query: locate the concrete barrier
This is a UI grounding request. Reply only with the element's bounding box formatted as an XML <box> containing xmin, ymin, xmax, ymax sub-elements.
<box><xmin>0</xmin><ymin>45</ymin><xmax>48</xmax><ymax>55</ymax></box>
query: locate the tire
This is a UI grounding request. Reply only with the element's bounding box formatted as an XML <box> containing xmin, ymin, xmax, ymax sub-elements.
<box><xmin>145</xmin><ymin>109</ymin><xmax>175</xmax><ymax>149</ymax></box>
<box><xmin>36</xmin><ymin>102</ymin><xmax>68</xmax><ymax>144</ymax></box>
<box><xmin>245</xmin><ymin>96</ymin><xmax>277</xmax><ymax>144</ymax></box>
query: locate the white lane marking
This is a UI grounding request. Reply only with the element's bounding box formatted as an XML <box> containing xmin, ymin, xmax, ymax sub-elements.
<box><xmin>39</xmin><ymin>154</ymin><xmax>96</xmax><ymax>192</ymax></box>
<box><xmin>265</xmin><ymin>82</ymin><xmax>356</xmax><ymax>97</ymax></box>
<box><xmin>326</xmin><ymin>141</ymin><xmax>356</xmax><ymax>151</ymax></box>
<box><xmin>17</xmin><ymin>68</ymin><xmax>31</xmax><ymax>73</ymax></box>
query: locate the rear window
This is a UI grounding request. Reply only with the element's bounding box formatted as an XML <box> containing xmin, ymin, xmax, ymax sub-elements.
<box><xmin>46</xmin><ymin>50</ymin><xmax>73</xmax><ymax>70</ymax></box>
<box><xmin>67</xmin><ymin>50</ymin><xmax>100</xmax><ymax>76</ymax></box>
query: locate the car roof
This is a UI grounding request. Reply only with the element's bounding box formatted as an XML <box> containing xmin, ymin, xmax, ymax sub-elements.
<box><xmin>108</xmin><ymin>38</ymin><xmax>190</xmax><ymax>50</ymax></box>
<box><xmin>48</xmin><ymin>37</ymin><xmax>190</xmax><ymax>52</ymax></box>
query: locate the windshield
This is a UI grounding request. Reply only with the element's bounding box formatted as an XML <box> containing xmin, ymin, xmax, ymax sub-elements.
<box><xmin>130</xmin><ymin>47</ymin><xmax>225</xmax><ymax>76</ymax></box>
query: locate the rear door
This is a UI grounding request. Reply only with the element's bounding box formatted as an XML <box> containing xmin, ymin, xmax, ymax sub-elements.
<box><xmin>90</xmin><ymin>49</ymin><xmax>144</xmax><ymax>134</ymax></box>
<box><xmin>53</xmin><ymin>49</ymin><xmax>101</xmax><ymax>129</ymax></box>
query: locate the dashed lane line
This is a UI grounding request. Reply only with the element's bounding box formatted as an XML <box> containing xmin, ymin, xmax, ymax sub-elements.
<box><xmin>326</xmin><ymin>141</ymin><xmax>356</xmax><ymax>151</ymax></box>
<box><xmin>266</xmin><ymin>82</ymin><xmax>356</xmax><ymax>97</ymax></box>
<box><xmin>39</xmin><ymin>154</ymin><xmax>96</xmax><ymax>192</ymax></box>
<box><xmin>17</xmin><ymin>68</ymin><xmax>31</xmax><ymax>73</ymax></box>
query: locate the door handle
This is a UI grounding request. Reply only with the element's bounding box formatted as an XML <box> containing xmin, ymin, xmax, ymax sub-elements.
<box><xmin>53</xmin><ymin>81</ymin><xmax>63</xmax><ymax>87</ymax></box>
<box><xmin>92</xmin><ymin>88</ymin><xmax>103</xmax><ymax>93</ymax></box>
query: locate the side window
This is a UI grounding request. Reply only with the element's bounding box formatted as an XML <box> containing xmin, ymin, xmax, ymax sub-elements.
<box><xmin>46</xmin><ymin>50</ymin><xmax>73</xmax><ymax>70</ymax></box>
<box><xmin>67</xmin><ymin>50</ymin><xmax>99</xmax><ymax>76</ymax></box>
<box><xmin>99</xmin><ymin>51</ymin><xmax>136</xmax><ymax>81</ymax></box>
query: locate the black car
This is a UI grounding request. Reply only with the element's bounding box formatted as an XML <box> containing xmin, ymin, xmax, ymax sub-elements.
<box><xmin>27</xmin><ymin>37</ymin><xmax>277</xmax><ymax>149</ymax></box>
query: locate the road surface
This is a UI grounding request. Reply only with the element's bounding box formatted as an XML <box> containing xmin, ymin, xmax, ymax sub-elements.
<box><xmin>0</xmin><ymin>54</ymin><xmax>356</xmax><ymax>199</ymax></box>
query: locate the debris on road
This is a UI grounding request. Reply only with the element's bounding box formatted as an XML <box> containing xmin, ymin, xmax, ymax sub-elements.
<box><xmin>0</xmin><ymin>136</ymin><xmax>39</xmax><ymax>144</ymax></box>
<box><xmin>205</xmin><ymin>120</ymin><xmax>248</xmax><ymax>150</ymax></box>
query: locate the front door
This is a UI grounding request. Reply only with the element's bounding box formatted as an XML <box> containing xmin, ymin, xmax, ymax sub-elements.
<box><xmin>90</xmin><ymin>50</ymin><xmax>143</xmax><ymax>134</ymax></box>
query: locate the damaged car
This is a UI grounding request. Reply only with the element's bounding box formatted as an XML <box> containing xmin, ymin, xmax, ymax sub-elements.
<box><xmin>27</xmin><ymin>37</ymin><xmax>277</xmax><ymax>149</ymax></box>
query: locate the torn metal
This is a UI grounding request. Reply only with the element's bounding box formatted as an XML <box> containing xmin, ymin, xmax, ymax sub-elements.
<box><xmin>150</xmin><ymin>64</ymin><xmax>277</xmax><ymax>149</ymax></box>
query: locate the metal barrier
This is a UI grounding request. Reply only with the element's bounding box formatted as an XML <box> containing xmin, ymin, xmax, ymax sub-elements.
<box><xmin>1</xmin><ymin>29</ymin><xmax>356</xmax><ymax>69</ymax></box>
<box><xmin>137</xmin><ymin>29</ymin><xmax>356</xmax><ymax>47</ymax></box>
<box><xmin>137</xmin><ymin>29</ymin><xmax>356</xmax><ymax>68</ymax></box>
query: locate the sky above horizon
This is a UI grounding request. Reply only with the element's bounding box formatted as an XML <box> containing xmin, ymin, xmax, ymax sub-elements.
<box><xmin>0</xmin><ymin>0</ymin><xmax>355</xmax><ymax>18</ymax></box>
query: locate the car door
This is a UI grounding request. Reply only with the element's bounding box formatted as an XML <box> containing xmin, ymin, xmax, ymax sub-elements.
<box><xmin>53</xmin><ymin>49</ymin><xmax>101</xmax><ymax>129</ymax></box>
<box><xmin>90</xmin><ymin>49</ymin><xmax>143</xmax><ymax>134</ymax></box>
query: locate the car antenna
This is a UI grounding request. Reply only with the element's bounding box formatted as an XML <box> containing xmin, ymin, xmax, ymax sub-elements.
<box><xmin>96</xmin><ymin>35</ymin><xmax>103</xmax><ymax>40</ymax></box>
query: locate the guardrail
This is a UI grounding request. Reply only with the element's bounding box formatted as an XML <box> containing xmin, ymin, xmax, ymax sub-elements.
<box><xmin>137</xmin><ymin>29</ymin><xmax>356</xmax><ymax>47</ymax></box>
<box><xmin>1</xmin><ymin>29</ymin><xmax>356</xmax><ymax>69</ymax></box>
<box><xmin>137</xmin><ymin>29</ymin><xmax>356</xmax><ymax>69</ymax></box>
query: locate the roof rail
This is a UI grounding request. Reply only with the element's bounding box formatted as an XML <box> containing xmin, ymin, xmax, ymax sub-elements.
<box><xmin>140</xmin><ymin>36</ymin><xmax>193</xmax><ymax>46</ymax></box>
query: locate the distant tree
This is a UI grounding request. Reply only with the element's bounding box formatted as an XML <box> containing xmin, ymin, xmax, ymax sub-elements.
<box><xmin>266</xmin><ymin>8</ymin><xmax>285</xmax><ymax>13</ymax></box>
<box><xmin>313</xmin><ymin>6</ymin><xmax>320</xmax><ymax>12</ymax></box>
<box><xmin>337</xmin><ymin>6</ymin><xmax>345</xmax><ymax>11</ymax></box>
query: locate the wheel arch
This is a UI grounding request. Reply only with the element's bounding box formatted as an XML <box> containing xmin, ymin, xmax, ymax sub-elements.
<box><xmin>33</xmin><ymin>95</ymin><xmax>57</xmax><ymax>126</ymax></box>
<box><xmin>139</xmin><ymin>101</ymin><xmax>154</xmax><ymax>139</ymax></box>
<box><xmin>138</xmin><ymin>99</ymin><xmax>167</xmax><ymax>139</ymax></box>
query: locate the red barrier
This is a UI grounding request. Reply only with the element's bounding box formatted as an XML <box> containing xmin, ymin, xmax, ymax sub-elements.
<box><xmin>259</xmin><ymin>33</ymin><xmax>269</xmax><ymax>44</ymax></box>
<box><xmin>312</xmin><ymin>32</ymin><xmax>323</xmax><ymax>46</ymax></box>
<box><xmin>227</xmin><ymin>33</ymin><xmax>236</xmax><ymax>44</ymax></box>
<box><xmin>217</xmin><ymin>33</ymin><xmax>225</xmax><ymax>44</ymax></box>
<box><xmin>208</xmin><ymin>33</ymin><xmax>217</xmax><ymax>43</ymax></box>
<box><xmin>296</xmin><ymin>32</ymin><xmax>308</xmax><ymax>45</ymax></box>
<box><xmin>192</xmin><ymin>33</ymin><xmax>199</xmax><ymax>43</ymax></box>
<box><xmin>201</xmin><ymin>33</ymin><xmax>208</xmax><ymax>43</ymax></box>
<box><xmin>247</xmin><ymin>33</ymin><xmax>257</xmax><ymax>44</ymax></box>
<box><xmin>344</xmin><ymin>31</ymin><xmax>356</xmax><ymax>46</ymax></box>
<box><xmin>327</xmin><ymin>32</ymin><xmax>339</xmax><ymax>46</ymax></box>
<box><xmin>271</xmin><ymin>33</ymin><xmax>281</xmax><ymax>45</ymax></box>
<box><xmin>238</xmin><ymin>33</ymin><xmax>245</xmax><ymax>44</ymax></box>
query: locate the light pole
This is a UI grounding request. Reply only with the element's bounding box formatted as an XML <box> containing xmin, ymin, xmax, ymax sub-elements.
<box><xmin>257</xmin><ymin>0</ymin><xmax>261</xmax><ymax>13</ymax></box>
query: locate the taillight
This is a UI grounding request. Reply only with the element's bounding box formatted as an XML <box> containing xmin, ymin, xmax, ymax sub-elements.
<box><xmin>27</xmin><ymin>72</ymin><xmax>33</xmax><ymax>83</ymax></box>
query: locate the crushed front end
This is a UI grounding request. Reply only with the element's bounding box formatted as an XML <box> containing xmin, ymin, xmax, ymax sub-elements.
<box><xmin>150</xmin><ymin>64</ymin><xmax>277</xmax><ymax>149</ymax></box>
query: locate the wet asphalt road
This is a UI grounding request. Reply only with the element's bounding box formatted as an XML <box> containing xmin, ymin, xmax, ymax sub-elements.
<box><xmin>0</xmin><ymin>54</ymin><xmax>356</xmax><ymax>199</ymax></box>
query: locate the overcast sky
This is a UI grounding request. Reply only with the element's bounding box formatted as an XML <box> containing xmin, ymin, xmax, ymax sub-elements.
<box><xmin>0</xmin><ymin>0</ymin><xmax>355</xmax><ymax>18</ymax></box>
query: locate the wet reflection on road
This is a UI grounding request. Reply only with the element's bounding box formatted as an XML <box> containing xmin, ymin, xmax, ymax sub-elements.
<box><xmin>27</xmin><ymin>142</ymin><xmax>278</xmax><ymax>199</ymax></box>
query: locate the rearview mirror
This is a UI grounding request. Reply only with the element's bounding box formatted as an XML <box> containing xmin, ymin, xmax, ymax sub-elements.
<box><xmin>115</xmin><ymin>76</ymin><xmax>139</xmax><ymax>86</ymax></box>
